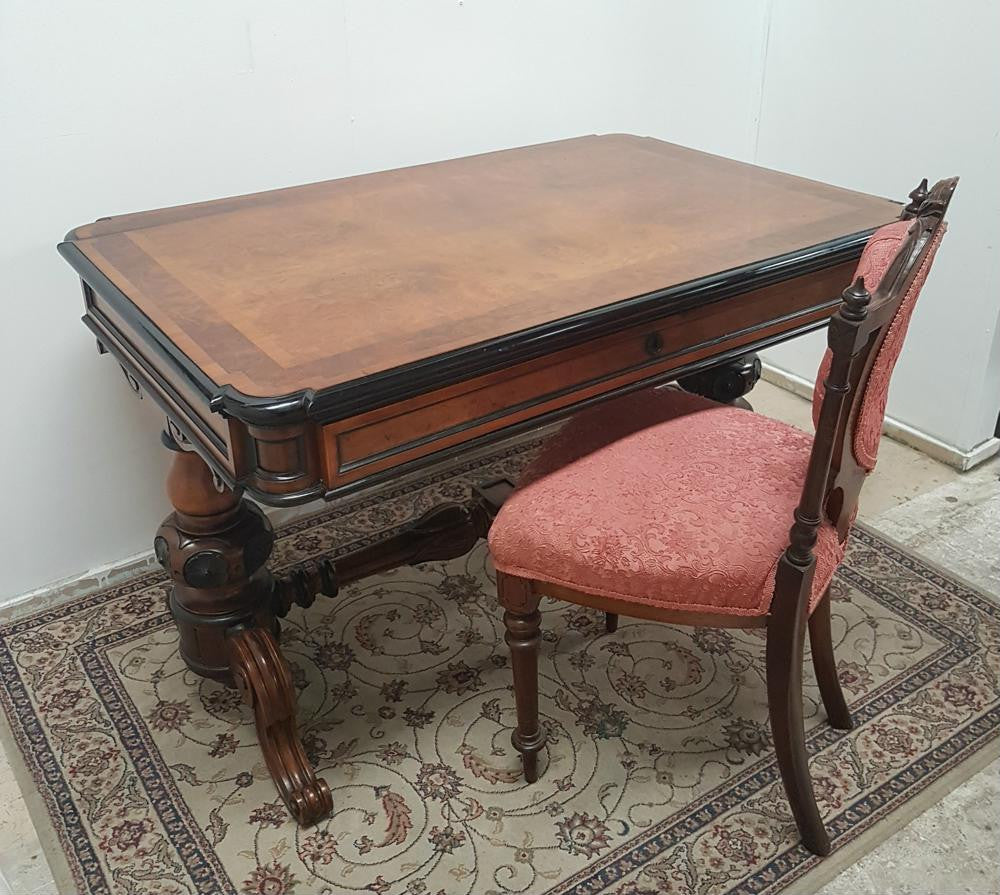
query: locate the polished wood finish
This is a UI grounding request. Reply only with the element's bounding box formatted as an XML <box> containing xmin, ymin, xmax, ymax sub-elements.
<box><xmin>226</xmin><ymin>627</ymin><xmax>333</xmax><ymax>824</ymax></box>
<box><xmin>60</xmin><ymin>137</ymin><xmax>909</xmax><ymax>828</ymax></box>
<box><xmin>678</xmin><ymin>352</ymin><xmax>762</xmax><ymax>405</ymax></box>
<box><xmin>497</xmin><ymin>571</ymin><xmax>545</xmax><ymax>783</ymax></box>
<box><xmin>64</xmin><ymin>136</ymin><xmax>898</xmax><ymax>399</ymax></box>
<box><xmin>60</xmin><ymin>135</ymin><xmax>900</xmax><ymax>507</ymax></box>
<box><xmin>767</xmin><ymin>554</ymin><xmax>827</xmax><ymax>853</ymax></box>
<box><xmin>808</xmin><ymin>588</ymin><xmax>854</xmax><ymax>732</ymax></box>
<box><xmin>156</xmin><ymin>442</ymin><xmax>512</xmax><ymax>823</ymax></box>
<box><xmin>156</xmin><ymin>444</ymin><xmax>336</xmax><ymax>823</ymax></box>
<box><xmin>318</xmin><ymin>263</ymin><xmax>848</xmax><ymax>486</ymax></box>
<box><xmin>155</xmin><ymin>445</ymin><xmax>277</xmax><ymax>683</ymax></box>
<box><xmin>495</xmin><ymin>178</ymin><xmax>956</xmax><ymax>857</ymax></box>
<box><xmin>271</xmin><ymin>479</ymin><xmax>513</xmax><ymax>619</ymax></box>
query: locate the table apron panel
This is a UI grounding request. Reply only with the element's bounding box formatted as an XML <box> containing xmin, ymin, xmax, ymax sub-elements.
<box><xmin>84</xmin><ymin>294</ymin><xmax>238</xmax><ymax>476</ymax></box>
<box><xmin>320</xmin><ymin>261</ymin><xmax>852</xmax><ymax>487</ymax></box>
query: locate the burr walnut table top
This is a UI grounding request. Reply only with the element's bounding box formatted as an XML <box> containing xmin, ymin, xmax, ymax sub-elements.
<box><xmin>60</xmin><ymin>134</ymin><xmax>902</xmax><ymax>505</ymax></box>
<box><xmin>61</xmin><ymin>135</ymin><xmax>898</xmax><ymax>402</ymax></box>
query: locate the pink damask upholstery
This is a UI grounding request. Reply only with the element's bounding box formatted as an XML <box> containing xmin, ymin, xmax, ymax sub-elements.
<box><xmin>489</xmin><ymin>388</ymin><xmax>844</xmax><ymax>617</ymax></box>
<box><xmin>812</xmin><ymin>220</ymin><xmax>946</xmax><ymax>470</ymax></box>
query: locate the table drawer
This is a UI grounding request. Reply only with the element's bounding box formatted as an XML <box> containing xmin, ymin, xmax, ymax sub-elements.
<box><xmin>320</xmin><ymin>260</ymin><xmax>852</xmax><ymax>486</ymax></box>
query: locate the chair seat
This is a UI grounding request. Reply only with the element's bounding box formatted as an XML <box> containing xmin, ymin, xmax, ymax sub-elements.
<box><xmin>488</xmin><ymin>387</ymin><xmax>845</xmax><ymax>618</ymax></box>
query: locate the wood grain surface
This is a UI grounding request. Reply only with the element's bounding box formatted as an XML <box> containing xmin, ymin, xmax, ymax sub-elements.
<box><xmin>65</xmin><ymin>135</ymin><xmax>899</xmax><ymax>398</ymax></box>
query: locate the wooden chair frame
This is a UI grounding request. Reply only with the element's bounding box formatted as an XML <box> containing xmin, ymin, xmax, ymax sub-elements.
<box><xmin>495</xmin><ymin>176</ymin><xmax>957</xmax><ymax>856</ymax></box>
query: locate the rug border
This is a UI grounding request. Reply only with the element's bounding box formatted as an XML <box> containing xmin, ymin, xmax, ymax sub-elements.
<box><xmin>4</xmin><ymin>637</ymin><xmax>997</xmax><ymax>895</ymax></box>
<box><xmin>0</xmin><ymin>501</ymin><xmax>996</xmax><ymax>895</ymax></box>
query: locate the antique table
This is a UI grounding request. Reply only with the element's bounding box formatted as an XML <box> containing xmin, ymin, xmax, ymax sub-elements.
<box><xmin>58</xmin><ymin>134</ymin><xmax>900</xmax><ymax>824</ymax></box>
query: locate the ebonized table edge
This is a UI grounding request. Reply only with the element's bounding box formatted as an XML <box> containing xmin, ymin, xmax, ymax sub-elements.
<box><xmin>58</xmin><ymin>226</ymin><xmax>884</xmax><ymax>429</ymax></box>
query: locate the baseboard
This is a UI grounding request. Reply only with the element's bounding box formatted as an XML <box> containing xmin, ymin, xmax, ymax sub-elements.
<box><xmin>0</xmin><ymin>549</ymin><xmax>161</xmax><ymax>620</ymax></box>
<box><xmin>881</xmin><ymin>418</ymin><xmax>1000</xmax><ymax>472</ymax></box>
<box><xmin>762</xmin><ymin>363</ymin><xmax>1000</xmax><ymax>472</ymax></box>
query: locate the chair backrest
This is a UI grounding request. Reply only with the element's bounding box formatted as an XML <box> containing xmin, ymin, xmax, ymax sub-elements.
<box><xmin>790</xmin><ymin>177</ymin><xmax>957</xmax><ymax>556</ymax></box>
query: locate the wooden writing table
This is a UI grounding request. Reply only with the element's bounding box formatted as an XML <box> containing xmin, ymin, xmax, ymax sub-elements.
<box><xmin>59</xmin><ymin>134</ymin><xmax>900</xmax><ymax>824</ymax></box>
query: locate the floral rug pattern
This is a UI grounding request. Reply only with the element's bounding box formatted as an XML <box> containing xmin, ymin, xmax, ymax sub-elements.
<box><xmin>1</xmin><ymin>440</ymin><xmax>999</xmax><ymax>895</ymax></box>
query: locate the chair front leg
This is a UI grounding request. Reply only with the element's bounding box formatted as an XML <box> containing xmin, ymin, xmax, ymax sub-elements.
<box><xmin>497</xmin><ymin>571</ymin><xmax>546</xmax><ymax>782</ymax></box>
<box><xmin>767</xmin><ymin>564</ymin><xmax>831</xmax><ymax>856</ymax></box>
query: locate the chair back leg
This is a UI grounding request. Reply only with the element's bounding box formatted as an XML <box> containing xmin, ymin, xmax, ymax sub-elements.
<box><xmin>808</xmin><ymin>588</ymin><xmax>854</xmax><ymax>731</ymax></box>
<box><xmin>498</xmin><ymin>571</ymin><xmax>546</xmax><ymax>782</ymax></box>
<box><xmin>766</xmin><ymin>569</ymin><xmax>832</xmax><ymax>856</ymax></box>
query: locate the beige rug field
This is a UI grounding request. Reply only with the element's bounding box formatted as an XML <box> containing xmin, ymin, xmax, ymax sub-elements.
<box><xmin>1</xmin><ymin>440</ymin><xmax>998</xmax><ymax>894</ymax></box>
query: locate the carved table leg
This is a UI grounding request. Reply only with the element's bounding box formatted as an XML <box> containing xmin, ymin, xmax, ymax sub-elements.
<box><xmin>227</xmin><ymin>627</ymin><xmax>333</xmax><ymax>823</ymax></box>
<box><xmin>154</xmin><ymin>434</ymin><xmax>331</xmax><ymax>824</ymax></box>
<box><xmin>677</xmin><ymin>352</ymin><xmax>762</xmax><ymax>409</ymax></box>
<box><xmin>156</xmin><ymin>445</ymin><xmax>511</xmax><ymax>824</ymax></box>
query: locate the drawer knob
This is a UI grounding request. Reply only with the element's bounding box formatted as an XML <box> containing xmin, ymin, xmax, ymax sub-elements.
<box><xmin>644</xmin><ymin>332</ymin><xmax>664</xmax><ymax>357</ymax></box>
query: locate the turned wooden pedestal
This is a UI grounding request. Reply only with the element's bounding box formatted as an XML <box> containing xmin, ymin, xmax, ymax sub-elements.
<box><xmin>155</xmin><ymin>441</ymin><xmax>333</xmax><ymax>823</ymax></box>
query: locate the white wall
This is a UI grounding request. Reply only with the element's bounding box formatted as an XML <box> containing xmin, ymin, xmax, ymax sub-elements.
<box><xmin>755</xmin><ymin>0</ymin><xmax>1000</xmax><ymax>454</ymax></box>
<box><xmin>1</xmin><ymin>1</ymin><xmax>996</xmax><ymax>601</ymax></box>
<box><xmin>0</xmin><ymin>0</ymin><xmax>770</xmax><ymax>600</ymax></box>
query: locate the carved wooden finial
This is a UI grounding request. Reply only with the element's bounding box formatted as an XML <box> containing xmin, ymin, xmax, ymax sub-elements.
<box><xmin>902</xmin><ymin>178</ymin><xmax>929</xmax><ymax>218</ymax></box>
<box><xmin>920</xmin><ymin>177</ymin><xmax>959</xmax><ymax>221</ymax></box>
<box><xmin>841</xmin><ymin>276</ymin><xmax>871</xmax><ymax>321</ymax></box>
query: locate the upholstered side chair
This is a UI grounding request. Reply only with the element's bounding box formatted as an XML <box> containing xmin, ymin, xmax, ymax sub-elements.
<box><xmin>487</xmin><ymin>177</ymin><xmax>957</xmax><ymax>856</ymax></box>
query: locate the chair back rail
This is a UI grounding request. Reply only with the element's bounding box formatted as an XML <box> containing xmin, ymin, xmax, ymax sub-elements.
<box><xmin>785</xmin><ymin>177</ymin><xmax>958</xmax><ymax>572</ymax></box>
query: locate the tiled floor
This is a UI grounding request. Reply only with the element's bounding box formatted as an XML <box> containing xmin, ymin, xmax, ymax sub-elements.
<box><xmin>0</xmin><ymin>746</ymin><xmax>51</xmax><ymax>895</ymax></box>
<box><xmin>1</xmin><ymin>380</ymin><xmax>997</xmax><ymax>894</ymax></box>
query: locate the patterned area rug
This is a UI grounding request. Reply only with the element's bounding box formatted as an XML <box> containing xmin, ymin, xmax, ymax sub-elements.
<box><xmin>1</xmin><ymin>439</ymin><xmax>999</xmax><ymax>895</ymax></box>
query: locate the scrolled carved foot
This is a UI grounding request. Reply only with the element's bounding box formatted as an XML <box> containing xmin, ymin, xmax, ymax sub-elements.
<box><xmin>226</xmin><ymin>626</ymin><xmax>333</xmax><ymax>825</ymax></box>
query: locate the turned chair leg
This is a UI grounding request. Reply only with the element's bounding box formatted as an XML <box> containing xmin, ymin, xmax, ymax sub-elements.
<box><xmin>498</xmin><ymin>571</ymin><xmax>546</xmax><ymax>782</ymax></box>
<box><xmin>605</xmin><ymin>612</ymin><xmax>619</xmax><ymax>634</ymax></box>
<box><xmin>808</xmin><ymin>588</ymin><xmax>854</xmax><ymax>731</ymax></box>
<box><xmin>767</xmin><ymin>590</ymin><xmax>832</xmax><ymax>857</ymax></box>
